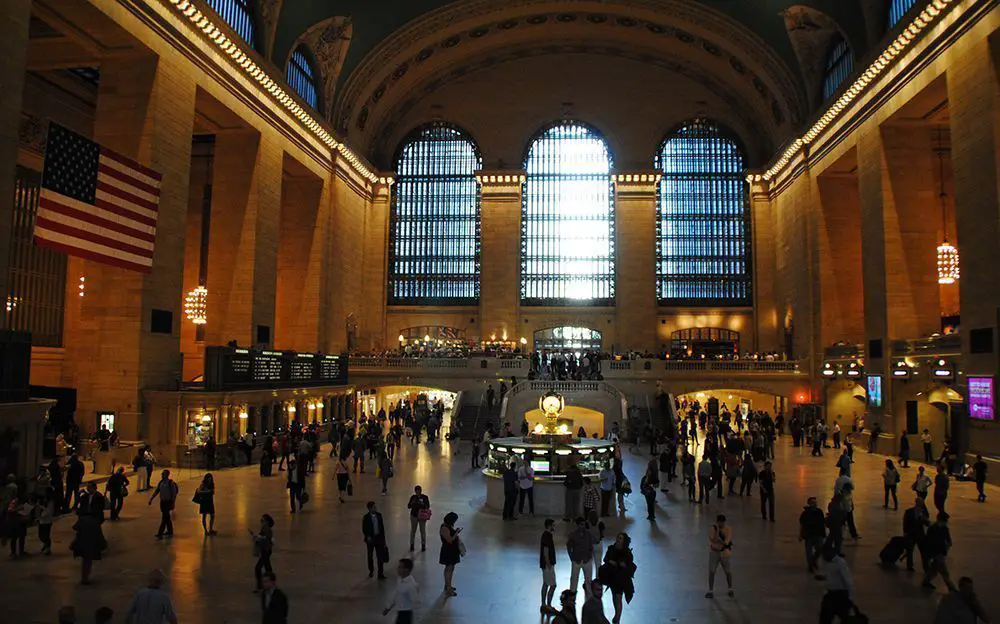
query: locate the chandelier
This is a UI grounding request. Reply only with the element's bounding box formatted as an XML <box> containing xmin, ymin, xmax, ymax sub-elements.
<box><xmin>935</xmin><ymin>129</ymin><xmax>959</xmax><ymax>284</ymax></box>
<box><xmin>184</xmin><ymin>285</ymin><xmax>208</xmax><ymax>325</ymax></box>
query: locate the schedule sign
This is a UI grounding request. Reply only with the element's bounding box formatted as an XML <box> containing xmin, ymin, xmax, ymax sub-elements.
<box><xmin>968</xmin><ymin>376</ymin><xmax>995</xmax><ymax>421</ymax></box>
<box><xmin>204</xmin><ymin>346</ymin><xmax>348</xmax><ymax>391</ymax></box>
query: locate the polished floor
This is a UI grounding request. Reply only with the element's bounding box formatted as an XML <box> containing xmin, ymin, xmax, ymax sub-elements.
<box><xmin>2</xmin><ymin>435</ymin><xmax>996</xmax><ymax>623</ymax></box>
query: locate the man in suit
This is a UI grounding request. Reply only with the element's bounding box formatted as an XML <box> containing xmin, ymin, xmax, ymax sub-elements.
<box><xmin>362</xmin><ymin>501</ymin><xmax>388</xmax><ymax>579</ymax></box>
<box><xmin>260</xmin><ymin>572</ymin><xmax>288</xmax><ymax>624</ymax></box>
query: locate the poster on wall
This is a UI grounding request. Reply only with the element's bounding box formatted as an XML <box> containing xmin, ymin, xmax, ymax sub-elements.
<box><xmin>968</xmin><ymin>376</ymin><xmax>995</xmax><ymax>421</ymax></box>
<box><xmin>866</xmin><ymin>375</ymin><xmax>883</xmax><ymax>407</ymax></box>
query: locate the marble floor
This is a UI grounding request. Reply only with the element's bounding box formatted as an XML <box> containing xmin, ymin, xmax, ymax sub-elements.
<box><xmin>2</xmin><ymin>435</ymin><xmax>996</xmax><ymax>623</ymax></box>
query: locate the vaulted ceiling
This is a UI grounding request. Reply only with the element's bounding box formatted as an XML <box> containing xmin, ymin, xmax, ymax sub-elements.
<box><xmin>259</xmin><ymin>0</ymin><xmax>900</xmax><ymax>167</ymax></box>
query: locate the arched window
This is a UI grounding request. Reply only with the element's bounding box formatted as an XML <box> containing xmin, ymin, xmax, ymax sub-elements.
<box><xmin>286</xmin><ymin>47</ymin><xmax>319</xmax><ymax>109</ymax></box>
<box><xmin>521</xmin><ymin>121</ymin><xmax>615</xmax><ymax>305</ymax></box>
<box><xmin>205</xmin><ymin>0</ymin><xmax>257</xmax><ymax>48</ymax></box>
<box><xmin>389</xmin><ymin>123</ymin><xmax>481</xmax><ymax>304</ymax></box>
<box><xmin>887</xmin><ymin>0</ymin><xmax>918</xmax><ymax>29</ymax></box>
<box><xmin>656</xmin><ymin>120</ymin><xmax>751</xmax><ymax>305</ymax></box>
<box><xmin>822</xmin><ymin>36</ymin><xmax>854</xmax><ymax>100</ymax></box>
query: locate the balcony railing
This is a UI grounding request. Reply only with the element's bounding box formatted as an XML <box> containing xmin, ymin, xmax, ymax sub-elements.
<box><xmin>349</xmin><ymin>356</ymin><xmax>802</xmax><ymax>375</ymax></box>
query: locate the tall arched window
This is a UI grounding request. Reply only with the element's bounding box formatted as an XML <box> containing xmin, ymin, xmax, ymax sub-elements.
<box><xmin>656</xmin><ymin>120</ymin><xmax>751</xmax><ymax>305</ymax></box>
<box><xmin>205</xmin><ymin>0</ymin><xmax>257</xmax><ymax>48</ymax></box>
<box><xmin>286</xmin><ymin>47</ymin><xmax>319</xmax><ymax>109</ymax></box>
<box><xmin>887</xmin><ymin>0</ymin><xmax>918</xmax><ymax>29</ymax></box>
<box><xmin>822</xmin><ymin>36</ymin><xmax>854</xmax><ymax>100</ymax></box>
<box><xmin>389</xmin><ymin>124</ymin><xmax>481</xmax><ymax>304</ymax></box>
<box><xmin>521</xmin><ymin>122</ymin><xmax>615</xmax><ymax>305</ymax></box>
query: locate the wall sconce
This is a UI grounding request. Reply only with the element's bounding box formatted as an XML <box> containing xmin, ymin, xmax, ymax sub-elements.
<box><xmin>78</xmin><ymin>276</ymin><xmax>86</xmax><ymax>298</ymax></box>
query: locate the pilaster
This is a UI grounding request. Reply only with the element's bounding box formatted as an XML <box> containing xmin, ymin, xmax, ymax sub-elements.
<box><xmin>477</xmin><ymin>171</ymin><xmax>525</xmax><ymax>343</ymax></box>
<box><xmin>612</xmin><ymin>172</ymin><xmax>659</xmax><ymax>352</ymax></box>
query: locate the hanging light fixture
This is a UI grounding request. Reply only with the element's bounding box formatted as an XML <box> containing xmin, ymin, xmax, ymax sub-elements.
<box><xmin>184</xmin><ymin>285</ymin><xmax>208</xmax><ymax>325</ymax></box>
<box><xmin>935</xmin><ymin>128</ymin><xmax>959</xmax><ymax>284</ymax></box>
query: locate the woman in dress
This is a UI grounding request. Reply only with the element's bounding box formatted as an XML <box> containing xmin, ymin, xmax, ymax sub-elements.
<box><xmin>335</xmin><ymin>453</ymin><xmax>351</xmax><ymax>503</ymax></box>
<box><xmin>439</xmin><ymin>511</ymin><xmax>462</xmax><ymax>596</ymax></box>
<box><xmin>195</xmin><ymin>473</ymin><xmax>216</xmax><ymax>534</ymax></box>
<box><xmin>71</xmin><ymin>512</ymin><xmax>106</xmax><ymax>584</ymax></box>
<box><xmin>601</xmin><ymin>532</ymin><xmax>636</xmax><ymax>624</ymax></box>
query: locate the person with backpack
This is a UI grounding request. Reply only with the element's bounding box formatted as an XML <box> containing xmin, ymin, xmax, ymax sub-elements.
<box><xmin>879</xmin><ymin>458</ymin><xmax>900</xmax><ymax>510</ymax></box>
<box><xmin>148</xmin><ymin>469</ymin><xmax>179</xmax><ymax>540</ymax></box>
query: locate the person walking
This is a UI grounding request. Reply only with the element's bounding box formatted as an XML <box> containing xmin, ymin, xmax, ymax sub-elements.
<box><xmin>194</xmin><ymin>473</ymin><xmax>217</xmax><ymax>535</ymax></box>
<box><xmin>563</xmin><ymin>463</ymin><xmax>584</xmax><ymax>521</ymax></box>
<box><xmin>540</xmin><ymin>518</ymin><xmax>557</xmax><ymax>612</ymax></box>
<box><xmin>899</xmin><ymin>430</ymin><xmax>910</xmax><ymax>468</ymax></box>
<box><xmin>640</xmin><ymin>473</ymin><xmax>657</xmax><ymax>521</ymax></box>
<box><xmin>335</xmin><ymin>454</ymin><xmax>351</xmax><ymax>504</ymax></box>
<box><xmin>123</xmin><ymin>569</ymin><xmax>178</xmax><ymax>624</ymax></box>
<box><xmin>502</xmin><ymin>462</ymin><xmax>519</xmax><ymax>521</ymax></box>
<box><xmin>798</xmin><ymin>497</ymin><xmax>826</xmax><ymax>576</ymax></box>
<box><xmin>439</xmin><ymin>512</ymin><xmax>462</xmax><ymax>597</ymax></box>
<box><xmin>78</xmin><ymin>481</ymin><xmax>106</xmax><ymax>523</ymax></box>
<box><xmin>362</xmin><ymin>501</ymin><xmax>389</xmax><ymax>579</ymax></box>
<box><xmin>260</xmin><ymin>572</ymin><xmax>289</xmax><ymax>624</ymax></box>
<box><xmin>819</xmin><ymin>547</ymin><xmax>859</xmax><ymax>623</ymax></box>
<box><xmin>933</xmin><ymin>464</ymin><xmax>950</xmax><ymax>514</ymax></box>
<box><xmin>353</xmin><ymin>434</ymin><xmax>366</xmax><ymax>474</ymax></box>
<box><xmin>835</xmin><ymin>448</ymin><xmax>852</xmax><ymax>477</ymax></box>
<box><xmin>738</xmin><ymin>451</ymin><xmax>756</xmax><ymax>497</ymax></box>
<box><xmin>933</xmin><ymin>576</ymin><xmax>991</xmax><ymax>624</ymax></box>
<box><xmin>518</xmin><ymin>461</ymin><xmax>536</xmax><ymax>517</ymax></box>
<box><xmin>383</xmin><ymin>558</ymin><xmax>419</xmax><ymax>624</ymax></box>
<box><xmin>36</xmin><ymin>487</ymin><xmax>56</xmax><ymax>555</ymax></box>
<box><xmin>902</xmin><ymin>496</ymin><xmax>930</xmax><ymax>572</ymax></box>
<box><xmin>706</xmin><ymin>514</ymin><xmax>734</xmax><ymax>598</ymax></box>
<box><xmin>148</xmin><ymin>469</ymin><xmax>179</xmax><ymax>540</ymax></box>
<box><xmin>567</xmin><ymin>516</ymin><xmax>597</xmax><ymax>598</ymax></box>
<box><xmin>883</xmin><ymin>459</ymin><xmax>901</xmax><ymax>510</ymax></box>
<box><xmin>921</xmin><ymin>429</ymin><xmax>934</xmax><ymax>464</ymax></box>
<box><xmin>131</xmin><ymin>448</ymin><xmax>147</xmax><ymax>493</ymax></box>
<box><xmin>407</xmin><ymin>485</ymin><xmax>430</xmax><ymax>552</ymax></box>
<box><xmin>913</xmin><ymin>465</ymin><xmax>933</xmax><ymax>500</ymax></box>
<box><xmin>378</xmin><ymin>447</ymin><xmax>393</xmax><ymax>495</ymax></box>
<box><xmin>599</xmin><ymin>463</ymin><xmax>615</xmax><ymax>517</ymax></box>
<box><xmin>104</xmin><ymin>466</ymin><xmax>128</xmax><ymax>521</ymax></box>
<box><xmin>582</xmin><ymin>477</ymin><xmax>601</xmax><ymax>521</ymax></box>
<box><xmin>64</xmin><ymin>454</ymin><xmax>85</xmax><ymax>513</ymax></box>
<box><xmin>922</xmin><ymin>512</ymin><xmax>956</xmax><ymax>591</ymax></box>
<box><xmin>601</xmin><ymin>532</ymin><xmax>636</xmax><ymax>623</ymax></box>
<box><xmin>759</xmin><ymin>460</ymin><xmax>776</xmax><ymax>521</ymax></box>
<box><xmin>143</xmin><ymin>447</ymin><xmax>156</xmax><ymax>490</ymax></box>
<box><xmin>70</xmin><ymin>511</ymin><xmax>105</xmax><ymax>584</ymax></box>
<box><xmin>286</xmin><ymin>457</ymin><xmax>306</xmax><ymax>513</ymax></box>
<box><xmin>249</xmin><ymin>514</ymin><xmax>276</xmax><ymax>593</ymax></box>
<box><xmin>581</xmin><ymin>580</ymin><xmax>611</xmax><ymax>624</ymax></box>
<box><xmin>541</xmin><ymin>589</ymin><xmax>579</xmax><ymax>624</ymax></box>
<box><xmin>973</xmin><ymin>454</ymin><xmax>988</xmax><ymax>503</ymax></box>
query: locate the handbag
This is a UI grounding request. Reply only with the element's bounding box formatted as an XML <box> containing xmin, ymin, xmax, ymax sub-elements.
<box><xmin>457</xmin><ymin>537</ymin><xmax>467</xmax><ymax>557</ymax></box>
<box><xmin>418</xmin><ymin>508</ymin><xmax>433</xmax><ymax>522</ymax></box>
<box><xmin>301</xmin><ymin>491</ymin><xmax>310</xmax><ymax>504</ymax></box>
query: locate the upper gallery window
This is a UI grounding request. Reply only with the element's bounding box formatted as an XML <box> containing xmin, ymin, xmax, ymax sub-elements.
<box><xmin>389</xmin><ymin>123</ymin><xmax>482</xmax><ymax>305</ymax></box>
<box><xmin>205</xmin><ymin>0</ymin><xmax>257</xmax><ymax>48</ymax></box>
<box><xmin>822</xmin><ymin>36</ymin><xmax>854</xmax><ymax>100</ymax></box>
<box><xmin>656</xmin><ymin>120</ymin><xmax>752</xmax><ymax>306</ymax></box>
<box><xmin>286</xmin><ymin>47</ymin><xmax>319</xmax><ymax>109</ymax></box>
<box><xmin>521</xmin><ymin>121</ymin><xmax>615</xmax><ymax>306</ymax></box>
<box><xmin>887</xmin><ymin>0</ymin><xmax>918</xmax><ymax>29</ymax></box>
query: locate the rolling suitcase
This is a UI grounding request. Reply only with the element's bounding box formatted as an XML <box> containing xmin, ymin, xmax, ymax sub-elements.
<box><xmin>879</xmin><ymin>535</ymin><xmax>906</xmax><ymax>566</ymax></box>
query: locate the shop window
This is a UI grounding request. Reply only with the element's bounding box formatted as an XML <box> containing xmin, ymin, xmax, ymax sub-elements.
<box><xmin>521</xmin><ymin>121</ymin><xmax>615</xmax><ymax>305</ymax></box>
<box><xmin>656</xmin><ymin>121</ymin><xmax>751</xmax><ymax>305</ymax></box>
<box><xmin>389</xmin><ymin>123</ymin><xmax>481</xmax><ymax>304</ymax></box>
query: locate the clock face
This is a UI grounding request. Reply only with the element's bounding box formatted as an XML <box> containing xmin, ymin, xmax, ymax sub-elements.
<box><xmin>541</xmin><ymin>395</ymin><xmax>562</xmax><ymax>414</ymax></box>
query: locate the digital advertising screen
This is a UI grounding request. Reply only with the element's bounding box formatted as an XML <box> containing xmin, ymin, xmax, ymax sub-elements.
<box><xmin>866</xmin><ymin>374</ymin><xmax>883</xmax><ymax>407</ymax></box>
<box><xmin>968</xmin><ymin>376</ymin><xmax>995</xmax><ymax>421</ymax></box>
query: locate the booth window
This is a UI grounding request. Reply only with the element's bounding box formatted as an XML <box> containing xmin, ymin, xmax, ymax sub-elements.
<box><xmin>656</xmin><ymin>121</ymin><xmax>751</xmax><ymax>305</ymax></box>
<box><xmin>822</xmin><ymin>36</ymin><xmax>854</xmax><ymax>100</ymax></box>
<box><xmin>286</xmin><ymin>47</ymin><xmax>319</xmax><ymax>109</ymax></box>
<box><xmin>521</xmin><ymin>121</ymin><xmax>615</xmax><ymax>305</ymax></box>
<box><xmin>204</xmin><ymin>0</ymin><xmax>257</xmax><ymax>48</ymax></box>
<box><xmin>389</xmin><ymin>123</ymin><xmax>482</xmax><ymax>304</ymax></box>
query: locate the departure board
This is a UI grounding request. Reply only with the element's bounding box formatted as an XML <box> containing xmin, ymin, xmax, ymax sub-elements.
<box><xmin>204</xmin><ymin>347</ymin><xmax>349</xmax><ymax>391</ymax></box>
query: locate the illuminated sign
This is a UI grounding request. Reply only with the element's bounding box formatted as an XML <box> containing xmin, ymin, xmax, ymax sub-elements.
<box><xmin>968</xmin><ymin>376</ymin><xmax>995</xmax><ymax>421</ymax></box>
<box><xmin>866</xmin><ymin>375</ymin><xmax>883</xmax><ymax>407</ymax></box>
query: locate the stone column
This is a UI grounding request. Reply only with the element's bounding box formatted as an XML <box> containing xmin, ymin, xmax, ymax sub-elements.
<box><xmin>359</xmin><ymin>179</ymin><xmax>391</xmax><ymax>350</ymax></box>
<box><xmin>477</xmin><ymin>172</ymin><xmax>524</xmax><ymax>344</ymax></box>
<box><xmin>750</xmin><ymin>177</ymin><xmax>781</xmax><ymax>352</ymax></box>
<box><xmin>612</xmin><ymin>172</ymin><xmax>658</xmax><ymax>352</ymax></box>
<box><xmin>63</xmin><ymin>54</ymin><xmax>196</xmax><ymax>439</ymax></box>
<box><xmin>0</xmin><ymin>0</ymin><xmax>32</xmax><ymax>316</ymax></box>
<box><xmin>275</xmin><ymin>173</ymin><xmax>325</xmax><ymax>351</ymax></box>
<box><xmin>204</xmin><ymin>130</ymin><xmax>282</xmax><ymax>347</ymax></box>
<box><xmin>948</xmin><ymin>39</ymin><xmax>1000</xmax><ymax>455</ymax></box>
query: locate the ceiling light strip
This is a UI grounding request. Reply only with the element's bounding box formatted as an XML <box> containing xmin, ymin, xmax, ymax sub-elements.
<box><xmin>163</xmin><ymin>0</ymin><xmax>390</xmax><ymax>186</ymax></box>
<box><xmin>750</xmin><ymin>0</ymin><xmax>956</xmax><ymax>184</ymax></box>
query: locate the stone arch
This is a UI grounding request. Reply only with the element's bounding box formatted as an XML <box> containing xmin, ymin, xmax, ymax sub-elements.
<box><xmin>779</xmin><ymin>5</ymin><xmax>853</xmax><ymax>110</ymax></box>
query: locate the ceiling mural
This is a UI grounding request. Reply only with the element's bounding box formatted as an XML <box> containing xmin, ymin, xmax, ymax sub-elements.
<box><xmin>287</xmin><ymin>17</ymin><xmax>353</xmax><ymax>119</ymax></box>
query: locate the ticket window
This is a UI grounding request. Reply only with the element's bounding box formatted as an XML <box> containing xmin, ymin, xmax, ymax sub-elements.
<box><xmin>186</xmin><ymin>410</ymin><xmax>216</xmax><ymax>447</ymax></box>
<box><xmin>97</xmin><ymin>411</ymin><xmax>115</xmax><ymax>433</ymax></box>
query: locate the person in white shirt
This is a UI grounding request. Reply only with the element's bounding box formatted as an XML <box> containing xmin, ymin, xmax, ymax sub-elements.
<box><xmin>518</xmin><ymin>462</ymin><xmax>535</xmax><ymax>517</ymax></box>
<box><xmin>820</xmin><ymin>547</ymin><xmax>860</xmax><ymax>622</ymax></box>
<box><xmin>383</xmin><ymin>558</ymin><xmax>419</xmax><ymax>624</ymax></box>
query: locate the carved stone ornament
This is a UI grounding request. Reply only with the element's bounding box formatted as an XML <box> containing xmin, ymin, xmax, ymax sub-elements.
<box><xmin>289</xmin><ymin>17</ymin><xmax>353</xmax><ymax>119</ymax></box>
<box><xmin>259</xmin><ymin>0</ymin><xmax>284</xmax><ymax>57</ymax></box>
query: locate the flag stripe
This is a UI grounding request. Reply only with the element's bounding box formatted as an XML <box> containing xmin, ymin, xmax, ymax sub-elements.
<box><xmin>34</xmin><ymin>236</ymin><xmax>152</xmax><ymax>273</ymax></box>
<box><xmin>38</xmin><ymin>200</ymin><xmax>156</xmax><ymax>251</ymax></box>
<box><xmin>95</xmin><ymin>187</ymin><xmax>159</xmax><ymax>217</ymax></box>
<box><xmin>98</xmin><ymin>162</ymin><xmax>160</xmax><ymax>196</ymax></box>
<box><xmin>99</xmin><ymin>147</ymin><xmax>162</xmax><ymax>184</ymax></box>
<box><xmin>39</xmin><ymin>197</ymin><xmax>156</xmax><ymax>242</ymax></box>
<box><xmin>97</xmin><ymin>173</ymin><xmax>159</xmax><ymax>207</ymax></box>
<box><xmin>35</xmin><ymin>216</ymin><xmax>154</xmax><ymax>256</ymax></box>
<box><xmin>42</xmin><ymin>189</ymin><xmax>158</xmax><ymax>229</ymax></box>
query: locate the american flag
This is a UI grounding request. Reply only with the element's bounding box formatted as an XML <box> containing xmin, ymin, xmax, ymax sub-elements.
<box><xmin>35</xmin><ymin>123</ymin><xmax>161</xmax><ymax>273</ymax></box>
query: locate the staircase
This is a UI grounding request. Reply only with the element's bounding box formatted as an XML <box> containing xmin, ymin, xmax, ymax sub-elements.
<box><xmin>454</xmin><ymin>395</ymin><xmax>502</xmax><ymax>440</ymax></box>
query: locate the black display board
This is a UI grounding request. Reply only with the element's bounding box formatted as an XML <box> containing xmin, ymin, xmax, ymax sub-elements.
<box><xmin>204</xmin><ymin>347</ymin><xmax>348</xmax><ymax>391</ymax></box>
